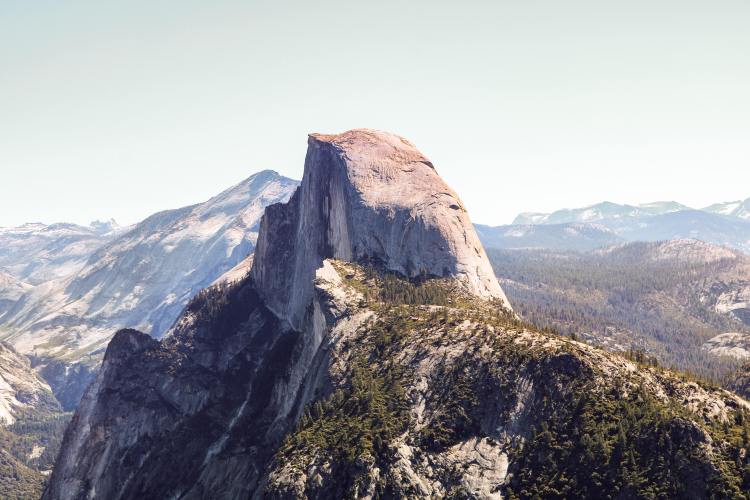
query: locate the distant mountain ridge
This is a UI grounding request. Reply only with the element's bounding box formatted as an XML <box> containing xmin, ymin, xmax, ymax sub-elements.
<box><xmin>475</xmin><ymin>222</ymin><xmax>622</xmax><ymax>251</ymax></box>
<box><xmin>704</xmin><ymin>198</ymin><xmax>750</xmax><ymax>219</ymax></box>
<box><xmin>0</xmin><ymin>170</ymin><xmax>298</xmax><ymax>409</ymax></box>
<box><xmin>512</xmin><ymin>200</ymin><xmax>691</xmax><ymax>225</ymax></box>
<box><xmin>0</xmin><ymin>272</ymin><xmax>31</xmax><ymax>318</ymax></box>
<box><xmin>0</xmin><ymin>220</ymin><xmax>125</xmax><ymax>286</ymax></box>
<box><xmin>513</xmin><ymin>198</ymin><xmax>750</xmax><ymax>225</ymax></box>
<box><xmin>485</xmin><ymin>198</ymin><xmax>750</xmax><ymax>253</ymax></box>
<box><xmin>2</xmin><ymin>177</ymin><xmax>749</xmax><ymax>412</ymax></box>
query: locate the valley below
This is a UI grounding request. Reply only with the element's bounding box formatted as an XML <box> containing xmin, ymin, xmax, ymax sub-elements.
<box><xmin>484</xmin><ymin>240</ymin><xmax>750</xmax><ymax>383</ymax></box>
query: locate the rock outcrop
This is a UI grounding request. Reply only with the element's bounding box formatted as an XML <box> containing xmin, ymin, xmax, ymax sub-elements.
<box><xmin>0</xmin><ymin>342</ymin><xmax>68</xmax><ymax>498</ymax></box>
<box><xmin>0</xmin><ymin>342</ymin><xmax>60</xmax><ymax>426</ymax></box>
<box><xmin>44</xmin><ymin>130</ymin><xmax>512</xmax><ymax>499</ymax></box>
<box><xmin>252</xmin><ymin>130</ymin><xmax>509</xmax><ymax>329</ymax></box>
<box><xmin>43</xmin><ymin>131</ymin><xmax>750</xmax><ymax>500</ymax></box>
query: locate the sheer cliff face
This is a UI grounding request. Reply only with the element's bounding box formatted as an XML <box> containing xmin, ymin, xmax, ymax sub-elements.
<box><xmin>44</xmin><ymin>130</ymin><xmax>514</xmax><ymax>500</ymax></box>
<box><xmin>251</xmin><ymin>129</ymin><xmax>509</xmax><ymax>329</ymax></box>
<box><xmin>45</xmin><ymin>131</ymin><xmax>750</xmax><ymax>500</ymax></box>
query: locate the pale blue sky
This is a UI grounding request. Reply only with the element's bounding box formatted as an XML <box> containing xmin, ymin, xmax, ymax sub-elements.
<box><xmin>1</xmin><ymin>0</ymin><xmax>749</xmax><ymax>227</ymax></box>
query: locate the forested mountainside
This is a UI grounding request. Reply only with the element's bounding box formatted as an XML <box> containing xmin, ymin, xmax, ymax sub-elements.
<box><xmin>0</xmin><ymin>170</ymin><xmax>298</xmax><ymax>409</ymax></box>
<box><xmin>48</xmin><ymin>259</ymin><xmax>750</xmax><ymax>499</ymax></box>
<box><xmin>0</xmin><ymin>342</ymin><xmax>69</xmax><ymax>499</ymax></box>
<box><xmin>44</xmin><ymin>131</ymin><xmax>750</xmax><ymax>499</ymax></box>
<box><xmin>486</xmin><ymin>240</ymin><xmax>750</xmax><ymax>383</ymax></box>
<box><xmin>732</xmin><ymin>364</ymin><xmax>750</xmax><ymax>400</ymax></box>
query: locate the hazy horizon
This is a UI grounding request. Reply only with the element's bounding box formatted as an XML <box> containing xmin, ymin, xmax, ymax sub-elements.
<box><xmin>2</xmin><ymin>0</ymin><xmax>749</xmax><ymax>227</ymax></box>
<box><xmin>3</xmin><ymin>164</ymin><xmax>747</xmax><ymax>230</ymax></box>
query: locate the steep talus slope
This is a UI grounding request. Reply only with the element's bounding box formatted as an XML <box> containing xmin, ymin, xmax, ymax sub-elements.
<box><xmin>0</xmin><ymin>343</ymin><xmax>70</xmax><ymax>498</ymax></box>
<box><xmin>44</xmin><ymin>131</ymin><xmax>750</xmax><ymax>499</ymax></box>
<box><xmin>0</xmin><ymin>170</ymin><xmax>297</xmax><ymax>409</ymax></box>
<box><xmin>0</xmin><ymin>342</ymin><xmax>59</xmax><ymax>426</ymax></box>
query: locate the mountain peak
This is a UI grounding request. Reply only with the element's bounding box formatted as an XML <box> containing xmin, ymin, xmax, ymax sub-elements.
<box><xmin>308</xmin><ymin>128</ymin><xmax>432</xmax><ymax>167</ymax></box>
<box><xmin>703</xmin><ymin>197</ymin><xmax>750</xmax><ymax>220</ymax></box>
<box><xmin>240</xmin><ymin>168</ymin><xmax>287</xmax><ymax>183</ymax></box>
<box><xmin>513</xmin><ymin>200</ymin><xmax>692</xmax><ymax>226</ymax></box>
<box><xmin>252</xmin><ymin>129</ymin><xmax>509</xmax><ymax>328</ymax></box>
<box><xmin>89</xmin><ymin>218</ymin><xmax>120</xmax><ymax>235</ymax></box>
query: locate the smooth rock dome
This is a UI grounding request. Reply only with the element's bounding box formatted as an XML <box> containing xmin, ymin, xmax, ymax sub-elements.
<box><xmin>251</xmin><ymin>129</ymin><xmax>511</xmax><ymax>329</ymax></box>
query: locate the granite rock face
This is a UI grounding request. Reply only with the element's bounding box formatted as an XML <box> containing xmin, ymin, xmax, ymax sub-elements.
<box><xmin>44</xmin><ymin>130</ymin><xmax>513</xmax><ymax>499</ymax></box>
<box><xmin>43</xmin><ymin>131</ymin><xmax>750</xmax><ymax>499</ymax></box>
<box><xmin>252</xmin><ymin>129</ymin><xmax>510</xmax><ymax>329</ymax></box>
<box><xmin>0</xmin><ymin>342</ymin><xmax>67</xmax><ymax>497</ymax></box>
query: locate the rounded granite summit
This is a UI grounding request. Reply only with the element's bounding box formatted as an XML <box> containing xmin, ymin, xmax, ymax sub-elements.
<box><xmin>252</xmin><ymin>129</ymin><xmax>511</xmax><ymax>328</ymax></box>
<box><xmin>307</xmin><ymin>129</ymin><xmax>439</xmax><ymax>208</ymax></box>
